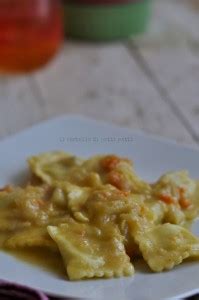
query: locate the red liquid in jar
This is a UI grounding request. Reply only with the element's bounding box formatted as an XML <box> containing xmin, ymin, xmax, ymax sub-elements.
<box><xmin>0</xmin><ymin>0</ymin><xmax>63</xmax><ymax>73</ymax></box>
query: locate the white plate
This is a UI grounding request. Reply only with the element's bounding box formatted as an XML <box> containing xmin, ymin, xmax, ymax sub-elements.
<box><xmin>0</xmin><ymin>115</ymin><xmax>199</xmax><ymax>300</ymax></box>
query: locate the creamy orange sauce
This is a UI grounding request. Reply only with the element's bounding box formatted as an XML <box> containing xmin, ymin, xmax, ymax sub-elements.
<box><xmin>5</xmin><ymin>248</ymin><xmax>66</xmax><ymax>278</ymax></box>
<box><xmin>0</xmin><ymin>231</ymin><xmax>65</xmax><ymax>277</ymax></box>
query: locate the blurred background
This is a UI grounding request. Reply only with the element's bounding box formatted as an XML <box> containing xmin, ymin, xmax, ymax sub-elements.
<box><xmin>0</xmin><ymin>0</ymin><xmax>199</xmax><ymax>148</ymax></box>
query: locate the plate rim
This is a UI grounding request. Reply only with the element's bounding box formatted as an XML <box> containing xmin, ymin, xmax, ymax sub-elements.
<box><xmin>0</xmin><ymin>113</ymin><xmax>199</xmax><ymax>153</ymax></box>
<box><xmin>0</xmin><ymin>114</ymin><xmax>199</xmax><ymax>300</ymax></box>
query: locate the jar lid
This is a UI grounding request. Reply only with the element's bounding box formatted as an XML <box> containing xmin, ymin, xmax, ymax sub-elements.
<box><xmin>71</xmin><ymin>0</ymin><xmax>143</xmax><ymax>5</ymax></box>
<box><xmin>64</xmin><ymin>1</ymin><xmax>151</xmax><ymax>41</ymax></box>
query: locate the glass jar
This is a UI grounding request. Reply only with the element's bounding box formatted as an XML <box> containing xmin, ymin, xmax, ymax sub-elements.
<box><xmin>0</xmin><ymin>0</ymin><xmax>63</xmax><ymax>73</ymax></box>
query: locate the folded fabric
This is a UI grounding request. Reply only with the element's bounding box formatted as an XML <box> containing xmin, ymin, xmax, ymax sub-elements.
<box><xmin>0</xmin><ymin>279</ymin><xmax>196</xmax><ymax>300</ymax></box>
<box><xmin>0</xmin><ymin>280</ymin><xmax>48</xmax><ymax>300</ymax></box>
<box><xmin>0</xmin><ymin>279</ymin><xmax>92</xmax><ymax>300</ymax></box>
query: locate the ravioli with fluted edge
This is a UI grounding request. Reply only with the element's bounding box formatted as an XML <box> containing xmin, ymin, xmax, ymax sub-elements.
<box><xmin>0</xmin><ymin>151</ymin><xmax>198</xmax><ymax>280</ymax></box>
<box><xmin>139</xmin><ymin>223</ymin><xmax>199</xmax><ymax>272</ymax></box>
<box><xmin>47</xmin><ymin>219</ymin><xmax>134</xmax><ymax>280</ymax></box>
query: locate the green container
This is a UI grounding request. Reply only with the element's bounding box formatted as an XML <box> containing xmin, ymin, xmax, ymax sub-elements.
<box><xmin>64</xmin><ymin>1</ymin><xmax>151</xmax><ymax>41</ymax></box>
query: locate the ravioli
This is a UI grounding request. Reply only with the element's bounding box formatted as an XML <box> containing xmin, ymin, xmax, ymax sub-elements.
<box><xmin>28</xmin><ymin>151</ymin><xmax>83</xmax><ymax>185</ymax></box>
<box><xmin>0</xmin><ymin>188</ymin><xmax>31</xmax><ymax>231</ymax></box>
<box><xmin>0</xmin><ymin>210</ymin><xmax>31</xmax><ymax>231</ymax></box>
<box><xmin>13</xmin><ymin>185</ymin><xmax>53</xmax><ymax>226</ymax></box>
<box><xmin>53</xmin><ymin>182</ymin><xmax>91</xmax><ymax>213</ymax></box>
<box><xmin>98</xmin><ymin>155</ymin><xmax>151</xmax><ymax>193</ymax></box>
<box><xmin>120</xmin><ymin>196</ymin><xmax>155</xmax><ymax>245</ymax></box>
<box><xmin>139</xmin><ymin>223</ymin><xmax>199</xmax><ymax>272</ymax></box>
<box><xmin>0</xmin><ymin>151</ymin><xmax>199</xmax><ymax>281</ymax></box>
<box><xmin>82</xmin><ymin>185</ymin><xmax>142</xmax><ymax>225</ymax></box>
<box><xmin>153</xmin><ymin>171</ymin><xmax>198</xmax><ymax>212</ymax></box>
<box><xmin>4</xmin><ymin>227</ymin><xmax>57</xmax><ymax>251</ymax></box>
<box><xmin>0</xmin><ymin>187</ymin><xmax>22</xmax><ymax>209</ymax></box>
<box><xmin>47</xmin><ymin>220</ymin><xmax>134</xmax><ymax>280</ymax></box>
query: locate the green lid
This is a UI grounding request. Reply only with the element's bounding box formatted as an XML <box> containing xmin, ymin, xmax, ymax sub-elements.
<box><xmin>64</xmin><ymin>1</ymin><xmax>151</xmax><ymax>41</ymax></box>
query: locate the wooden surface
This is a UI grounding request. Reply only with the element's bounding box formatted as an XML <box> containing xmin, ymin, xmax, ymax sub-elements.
<box><xmin>0</xmin><ymin>0</ymin><xmax>199</xmax><ymax>148</ymax></box>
